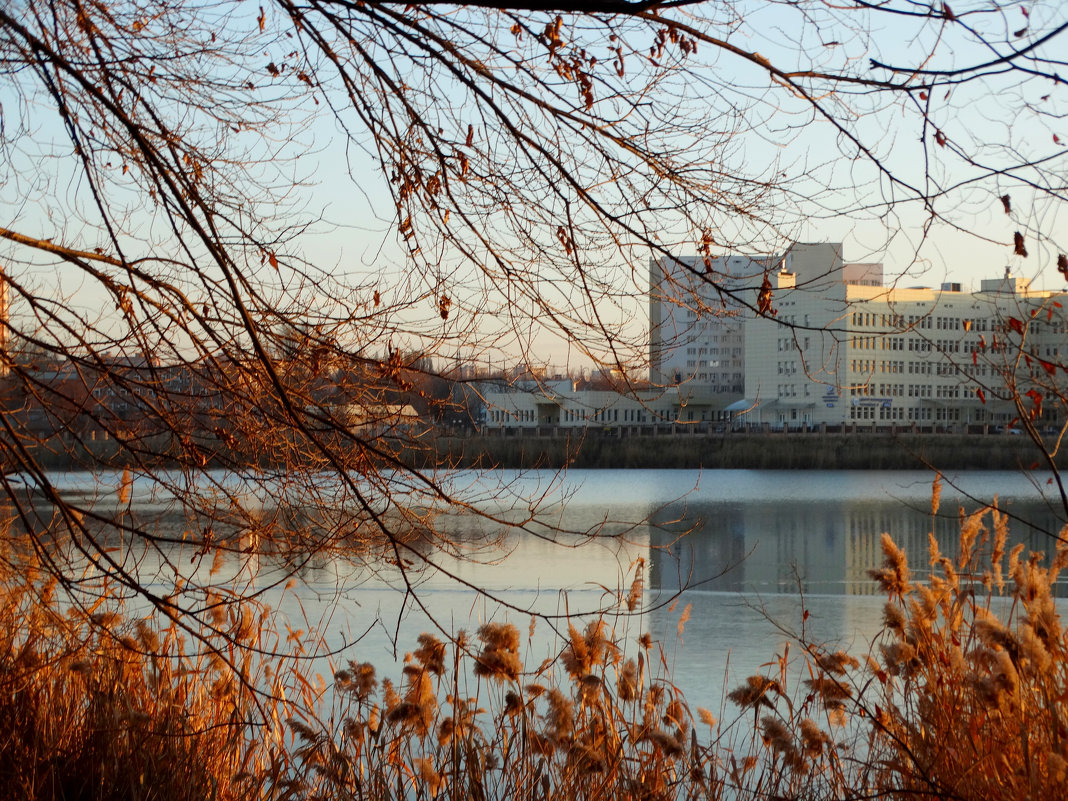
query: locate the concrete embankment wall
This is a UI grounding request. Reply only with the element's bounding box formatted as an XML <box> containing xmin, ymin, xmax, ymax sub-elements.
<box><xmin>13</xmin><ymin>429</ymin><xmax>1050</xmax><ymax>472</ymax></box>
<box><xmin>429</xmin><ymin>431</ymin><xmax>1049</xmax><ymax>470</ymax></box>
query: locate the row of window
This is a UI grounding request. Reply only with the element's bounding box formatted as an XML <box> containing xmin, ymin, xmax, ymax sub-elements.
<box><xmin>848</xmin><ymin>359</ymin><xmax>981</xmax><ymax>377</ymax></box>
<box><xmin>776</xmin><ymin>337</ymin><xmax>812</xmax><ymax>351</ymax></box>
<box><xmin>850</xmin><ymin>310</ymin><xmax>1068</xmax><ymax>336</ymax></box>
<box><xmin>849</xmin><ymin>382</ymin><xmax>984</xmax><ymax>399</ymax></box>
<box><xmin>851</xmin><ymin>312</ymin><xmax>906</xmax><ymax>328</ymax></box>
<box><xmin>491</xmin><ymin>407</ymin><xmax>712</xmax><ymax>425</ymax></box>
<box><xmin>684</xmin><ymin>346</ymin><xmax>742</xmax><ymax>356</ymax></box>
<box><xmin>489</xmin><ymin>409</ymin><xmax>536</xmax><ymax>423</ymax></box>
<box><xmin>848</xmin><ymin>406</ymin><xmax>961</xmax><ymax>422</ymax></box>
<box><xmin>684</xmin><ymin>359</ymin><xmax>742</xmax><ymax>373</ymax></box>
<box><xmin>849</xmin><ymin>333</ymin><xmax>1068</xmax><ymax>359</ymax></box>
<box><xmin>692</xmin><ymin>374</ymin><xmax>743</xmax><ymax>387</ymax></box>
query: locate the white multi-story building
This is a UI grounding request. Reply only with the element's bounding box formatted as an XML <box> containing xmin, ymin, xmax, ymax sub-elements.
<box><xmin>647</xmin><ymin>243</ymin><xmax>890</xmax><ymax>424</ymax></box>
<box><xmin>648</xmin><ymin>252</ymin><xmax>769</xmax><ymax>394</ymax></box>
<box><xmin>743</xmin><ymin>263</ymin><xmax>1068</xmax><ymax>430</ymax></box>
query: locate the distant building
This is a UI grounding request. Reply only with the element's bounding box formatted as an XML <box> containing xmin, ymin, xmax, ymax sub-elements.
<box><xmin>481</xmin><ymin>243</ymin><xmax>1067</xmax><ymax>433</ymax></box>
<box><xmin>480</xmin><ymin>376</ymin><xmax>668</xmax><ymax>430</ymax></box>
<box><xmin>645</xmin><ymin>242</ymin><xmax>896</xmax><ymax>425</ymax></box>
<box><xmin>648</xmin><ymin>252</ymin><xmax>767</xmax><ymax>395</ymax></box>
<box><xmin>743</xmin><ymin>264</ymin><xmax>1067</xmax><ymax>430</ymax></box>
<box><xmin>334</xmin><ymin>403</ymin><xmax>425</xmax><ymax>436</ymax></box>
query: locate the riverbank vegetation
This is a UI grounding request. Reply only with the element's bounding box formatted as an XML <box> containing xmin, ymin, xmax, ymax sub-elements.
<box><xmin>3</xmin><ymin>497</ymin><xmax>1065</xmax><ymax>800</ymax></box>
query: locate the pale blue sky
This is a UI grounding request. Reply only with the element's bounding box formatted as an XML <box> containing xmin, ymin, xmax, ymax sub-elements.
<box><xmin>2</xmin><ymin>0</ymin><xmax>1066</xmax><ymax>369</ymax></box>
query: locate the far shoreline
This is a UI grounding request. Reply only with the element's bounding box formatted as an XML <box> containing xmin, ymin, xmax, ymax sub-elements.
<box><xmin>16</xmin><ymin>428</ymin><xmax>1053</xmax><ymax>473</ymax></box>
<box><xmin>427</xmin><ymin>430</ymin><xmax>1051</xmax><ymax>471</ymax></box>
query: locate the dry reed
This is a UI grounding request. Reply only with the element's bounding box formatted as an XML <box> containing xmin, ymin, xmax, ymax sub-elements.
<box><xmin>7</xmin><ymin>496</ymin><xmax>1068</xmax><ymax>801</ymax></box>
<box><xmin>0</xmin><ymin>535</ymin><xmax>296</xmax><ymax>800</ymax></box>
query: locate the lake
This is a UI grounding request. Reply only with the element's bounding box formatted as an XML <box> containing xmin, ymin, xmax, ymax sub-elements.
<box><xmin>25</xmin><ymin>467</ymin><xmax>1068</xmax><ymax>715</ymax></box>
<box><xmin>323</xmin><ymin>468</ymin><xmax>1065</xmax><ymax>710</ymax></box>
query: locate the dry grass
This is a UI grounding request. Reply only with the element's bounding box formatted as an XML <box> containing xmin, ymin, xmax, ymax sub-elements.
<box><xmin>302</xmin><ymin>617</ymin><xmax>720</xmax><ymax>801</ymax></box>
<box><xmin>0</xmin><ymin>538</ymin><xmax>298</xmax><ymax>800</ymax></box>
<box><xmin>4</xmin><ymin>501</ymin><xmax>1068</xmax><ymax>800</ymax></box>
<box><xmin>712</xmin><ymin>501</ymin><xmax>1068</xmax><ymax>801</ymax></box>
<box><xmin>857</xmin><ymin>505</ymin><xmax>1068</xmax><ymax>800</ymax></box>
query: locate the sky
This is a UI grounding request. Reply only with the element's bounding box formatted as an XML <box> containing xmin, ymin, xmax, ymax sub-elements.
<box><xmin>294</xmin><ymin>1</ymin><xmax>1068</xmax><ymax>285</ymax></box>
<box><xmin>2</xmin><ymin>0</ymin><xmax>1067</xmax><ymax>370</ymax></box>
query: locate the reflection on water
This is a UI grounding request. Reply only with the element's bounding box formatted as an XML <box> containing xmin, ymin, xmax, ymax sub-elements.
<box><xmin>12</xmin><ymin>467</ymin><xmax>1068</xmax><ymax>712</ymax></box>
<box><xmin>28</xmin><ymin>467</ymin><xmax>1064</xmax><ymax>597</ymax></box>
<box><xmin>648</xmin><ymin>495</ymin><xmax>1067</xmax><ymax>597</ymax></box>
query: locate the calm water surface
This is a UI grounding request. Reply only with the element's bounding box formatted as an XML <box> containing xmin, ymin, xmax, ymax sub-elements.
<box><xmin>36</xmin><ymin>468</ymin><xmax>1068</xmax><ymax>712</ymax></box>
<box><xmin>264</xmin><ymin>468</ymin><xmax>1067</xmax><ymax>710</ymax></box>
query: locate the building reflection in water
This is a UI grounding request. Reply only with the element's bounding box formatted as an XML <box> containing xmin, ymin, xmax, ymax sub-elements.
<box><xmin>648</xmin><ymin>497</ymin><xmax>1067</xmax><ymax>597</ymax></box>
